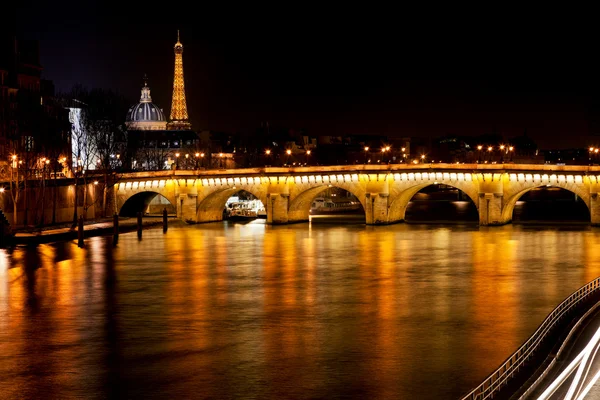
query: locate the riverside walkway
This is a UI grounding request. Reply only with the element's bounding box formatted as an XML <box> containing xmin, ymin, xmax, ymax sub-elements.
<box><xmin>3</xmin><ymin>216</ymin><xmax>180</xmax><ymax>246</ymax></box>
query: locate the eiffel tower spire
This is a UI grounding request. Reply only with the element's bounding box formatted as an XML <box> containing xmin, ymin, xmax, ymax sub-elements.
<box><xmin>167</xmin><ymin>30</ymin><xmax>191</xmax><ymax>130</ymax></box>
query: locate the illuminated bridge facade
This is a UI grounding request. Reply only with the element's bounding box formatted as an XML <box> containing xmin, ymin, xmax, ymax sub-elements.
<box><xmin>112</xmin><ymin>164</ymin><xmax>600</xmax><ymax>226</ymax></box>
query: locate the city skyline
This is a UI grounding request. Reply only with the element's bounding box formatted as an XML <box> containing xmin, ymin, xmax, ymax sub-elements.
<box><xmin>12</xmin><ymin>3</ymin><xmax>600</xmax><ymax>150</ymax></box>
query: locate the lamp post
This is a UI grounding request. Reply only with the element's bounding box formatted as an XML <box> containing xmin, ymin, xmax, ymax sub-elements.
<box><xmin>175</xmin><ymin>152</ymin><xmax>180</xmax><ymax>169</ymax></box>
<box><xmin>265</xmin><ymin>149</ymin><xmax>271</xmax><ymax>167</ymax></box>
<box><xmin>477</xmin><ymin>145</ymin><xmax>483</xmax><ymax>163</ymax></box>
<box><xmin>185</xmin><ymin>153</ymin><xmax>189</xmax><ymax>169</ymax></box>
<box><xmin>364</xmin><ymin>146</ymin><xmax>369</xmax><ymax>165</ymax></box>
<box><xmin>286</xmin><ymin>149</ymin><xmax>291</xmax><ymax>166</ymax></box>
<box><xmin>219</xmin><ymin>152</ymin><xmax>224</xmax><ymax>169</ymax></box>
<box><xmin>499</xmin><ymin>145</ymin><xmax>505</xmax><ymax>163</ymax></box>
<box><xmin>509</xmin><ymin>146</ymin><xmax>514</xmax><ymax>162</ymax></box>
<box><xmin>306</xmin><ymin>149</ymin><xmax>311</xmax><ymax>166</ymax></box>
<box><xmin>380</xmin><ymin>147</ymin><xmax>388</xmax><ymax>164</ymax></box>
<box><xmin>420</xmin><ymin>154</ymin><xmax>425</xmax><ymax>164</ymax></box>
<box><xmin>401</xmin><ymin>147</ymin><xmax>406</xmax><ymax>163</ymax></box>
<box><xmin>487</xmin><ymin>146</ymin><xmax>493</xmax><ymax>163</ymax></box>
<box><xmin>195</xmin><ymin>152</ymin><xmax>200</xmax><ymax>169</ymax></box>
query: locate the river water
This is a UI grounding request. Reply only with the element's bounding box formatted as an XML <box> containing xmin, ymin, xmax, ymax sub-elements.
<box><xmin>1</xmin><ymin>220</ymin><xmax>600</xmax><ymax>399</ymax></box>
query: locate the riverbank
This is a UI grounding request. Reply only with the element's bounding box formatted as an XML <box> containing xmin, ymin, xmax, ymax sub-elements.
<box><xmin>2</xmin><ymin>216</ymin><xmax>183</xmax><ymax>246</ymax></box>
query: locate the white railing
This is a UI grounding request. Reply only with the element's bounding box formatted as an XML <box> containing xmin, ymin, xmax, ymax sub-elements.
<box><xmin>460</xmin><ymin>277</ymin><xmax>600</xmax><ymax>400</ymax></box>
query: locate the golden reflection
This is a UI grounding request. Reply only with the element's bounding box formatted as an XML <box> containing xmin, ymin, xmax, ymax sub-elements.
<box><xmin>584</xmin><ymin>232</ymin><xmax>600</xmax><ymax>282</ymax></box>
<box><xmin>281</xmin><ymin>229</ymin><xmax>298</xmax><ymax>307</ymax></box>
<box><xmin>469</xmin><ymin>230</ymin><xmax>519</xmax><ymax>379</ymax></box>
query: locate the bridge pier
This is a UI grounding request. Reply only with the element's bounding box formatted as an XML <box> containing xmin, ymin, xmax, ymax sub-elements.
<box><xmin>478</xmin><ymin>193</ymin><xmax>509</xmax><ymax>226</ymax></box>
<box><xmin>266</xmin><ymin>193</ymin><xmax>289</xmax><ymax>224</ymax></box>
<box><xmin>478</xmin><ymin>173</ymin><xmax>510</xmax><ymax>226</ymax></box>
<box><xmin>591</xmin><ymin>193</ymin><xmax>600</xmax><ymax>226</ymax></box>
<box><xmin>365</xmin><ymin>192</ymin><xmax>393</xmax><ymax>224</ymax></box>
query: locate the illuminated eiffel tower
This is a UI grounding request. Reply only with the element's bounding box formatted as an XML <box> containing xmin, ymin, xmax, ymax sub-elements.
<box><xmin>167</xmin><ymin>30</ymin><xmax>191</xmax><ymax>130</ymax></box>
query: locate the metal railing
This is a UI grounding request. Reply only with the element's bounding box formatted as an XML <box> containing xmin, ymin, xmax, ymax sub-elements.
<box><xmin>460</xmin><ymin>277</ymin><xmax>600</xmax><ymax>400</ymax></box>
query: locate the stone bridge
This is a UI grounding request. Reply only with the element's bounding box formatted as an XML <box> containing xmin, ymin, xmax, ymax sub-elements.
<box><xmin>112</xmin><ymin>164</ymin><xmax>600</xmax><ymax>226</ymax></box>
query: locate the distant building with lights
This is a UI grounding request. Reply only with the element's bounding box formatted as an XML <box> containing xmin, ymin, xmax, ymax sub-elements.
<box><xmin>126</xmin><ymin>31</ymin><xmax>199</xmax><ymax>170</ymax></box>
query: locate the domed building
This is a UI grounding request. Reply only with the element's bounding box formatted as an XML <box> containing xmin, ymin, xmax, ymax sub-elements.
<box><xmin>125</xmin><ymin>33</ymin><xmax>203</xmax><ymax>171</ymax></box>
<box><xmin>125</xmin><ymin>81</ymin><xmax>167</xmax><ymax>131</ymax></box>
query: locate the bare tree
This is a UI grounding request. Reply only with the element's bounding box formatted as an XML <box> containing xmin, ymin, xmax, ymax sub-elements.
<box><xmin>59</xmin><ymin>86</ymin><xmax>129</xmax><ymax>220</ymax></box>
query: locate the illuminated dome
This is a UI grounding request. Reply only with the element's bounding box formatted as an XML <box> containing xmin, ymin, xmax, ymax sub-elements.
<box><xmin>125</xmin><ymin>81</ymin><xmax>167</xmax><ymax>131</ymax></box>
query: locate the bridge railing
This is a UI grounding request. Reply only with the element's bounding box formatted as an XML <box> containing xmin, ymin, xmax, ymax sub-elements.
<box><xmin>459</xmin><ymin>277</ymin><xmax>600</xmax><ymax>400</ymax></box>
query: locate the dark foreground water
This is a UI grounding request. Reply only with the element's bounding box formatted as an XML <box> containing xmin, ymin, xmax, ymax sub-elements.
<box><xmin>2</xmin><ymin>220</ymin><xmax>600</xmax><ymax>399</ymax></box>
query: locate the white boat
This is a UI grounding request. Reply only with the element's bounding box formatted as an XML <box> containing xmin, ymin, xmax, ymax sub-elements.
<box><xmin>225</xmin><ymin>199</ymin><xmax>266</xmax><ymax>220</ymax></box>
<box><xmin>310</xmin><ymin>197</ymin><xmax>362</xmax><ymax>214</ymax></box>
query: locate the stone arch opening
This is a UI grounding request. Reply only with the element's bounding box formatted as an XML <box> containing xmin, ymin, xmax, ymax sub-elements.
<box><xmin>389</xmin><ymin>183</ymin><xmax>479</xmax><ymax>223</ymax></box>
<box><xmin>223</xmin><ymin>189</ymin><xmax>266</xmax><ymax>221</ymax></box>
<box><xmin>197</xmin><ymin>187</ymin><xmax>266</xmax><ymax>223</ymax></box>
<box><xmin>504</xmin><ymin>185</ymin><xmax>591</xmax><ymax>223</ymax></box>
<box><xmin>288</xmin><ymin>185</ymin><xmax>365</xmax><ymax>223</ymax></box>
<box><xmin>120</xmin><ymin>192</ymin><xmax>176</xmax><ymax>217</ymax></box>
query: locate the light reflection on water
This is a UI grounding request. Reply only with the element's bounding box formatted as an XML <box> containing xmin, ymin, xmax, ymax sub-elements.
<box><xmin>1</xmin><ymin>221</ymin><xmax>600</xmax><ymax>399</ymax></box>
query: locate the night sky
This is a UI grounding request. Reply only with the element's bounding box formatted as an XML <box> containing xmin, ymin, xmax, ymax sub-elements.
<box><xmin>12</xmin><ymin>3</ymin><xmax>600</xmax><ymax>149</ymax></box>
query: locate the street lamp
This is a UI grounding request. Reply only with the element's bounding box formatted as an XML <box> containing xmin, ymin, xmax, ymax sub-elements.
<box><xmin>286</xmin><ymin>149</ymin><xmax>292</xmax><ymax>166</ymax></box>
<box><xmin>420</xmin><ymin>154</ymin><xmax>425</xmax><ymax>163</ymax></box>
<box><xmin>487</xmin><ymin>146</ymin><xmax>493</xmax><ymax>163</ymax></box>
<box><xmin>509</xmin><ymin>146</ymin><xmax>514</xmax><ymax>162</ymax></box>
<box><xmin>306</xmin><ymin>149</ymin><xmax>311</xmax><ymax>165</ymax></box>
<box><xmin>195</xmin><ymin>152</ymin><xmax>200</xmax><ymax>169</ymax></box>
<box><xmin>364</xmin><ymin>146</ymin><xmax>369</xmax><ymax>164</ymax></box>
<box><xmin>499</xmin><ymin>145</ymin><xmax>505</xmax><ymax>163</ymax></box>
<box><xmin>219</xmin><ymin>152</ymin><xmax>224</xmax><ymax>168</ymax></box>
<box><xmin>185</xmin><ymin>153</ymin><xmax>189</xmax><ymax>169</ymax></box>
<box><xmin>477</xmin><ymin>145</ymin><xmax>483</xmax><ymax>163</ymax></box>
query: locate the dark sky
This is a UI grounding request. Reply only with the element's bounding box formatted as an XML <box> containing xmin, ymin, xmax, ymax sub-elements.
<box><xmin>13</xmin><ymin>2</ymin><xmax>600</xmax><ymax>149</ymax></box>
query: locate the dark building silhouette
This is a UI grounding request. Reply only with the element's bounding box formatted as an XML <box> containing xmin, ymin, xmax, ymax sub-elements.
<box><xmin>0</xmin><ymin>34</ymin><xmax>70</xmax><ymax>179</ymax></box>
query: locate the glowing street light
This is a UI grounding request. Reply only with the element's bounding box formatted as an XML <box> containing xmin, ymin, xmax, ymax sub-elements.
<box><xmin>364</xmin><ymin>146</ymin><xmax>370</xmax><ymax>164</ymax></box>
<box><xmin>306</xmin><ymin>149</ymin><xmax>311</xmax><ymax>165</ymax></box>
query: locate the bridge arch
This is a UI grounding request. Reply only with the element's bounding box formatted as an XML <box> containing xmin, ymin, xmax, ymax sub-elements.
<box><xmin>196</xmin><ymin>187</ymin><xmax>267</xmax><ymax>223</ymax></box>
<box><xmin>388</xmin><ymin>182</ymin><xmax>480</xmax><ymax>223</ymax></box>
<box><xmin>288</xmin><ymin>184</ymin><xmax>366</xmax><ymax>223</ymax></box>
<box><xmin>501</xmin><ymin>184</ymin><xmax>591</xmax><ymax>223</ymax></box>
<box><xmin>119</xmin><ymin>191</ymin><xmax>176</xmax><ymax>217</ymax></box>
